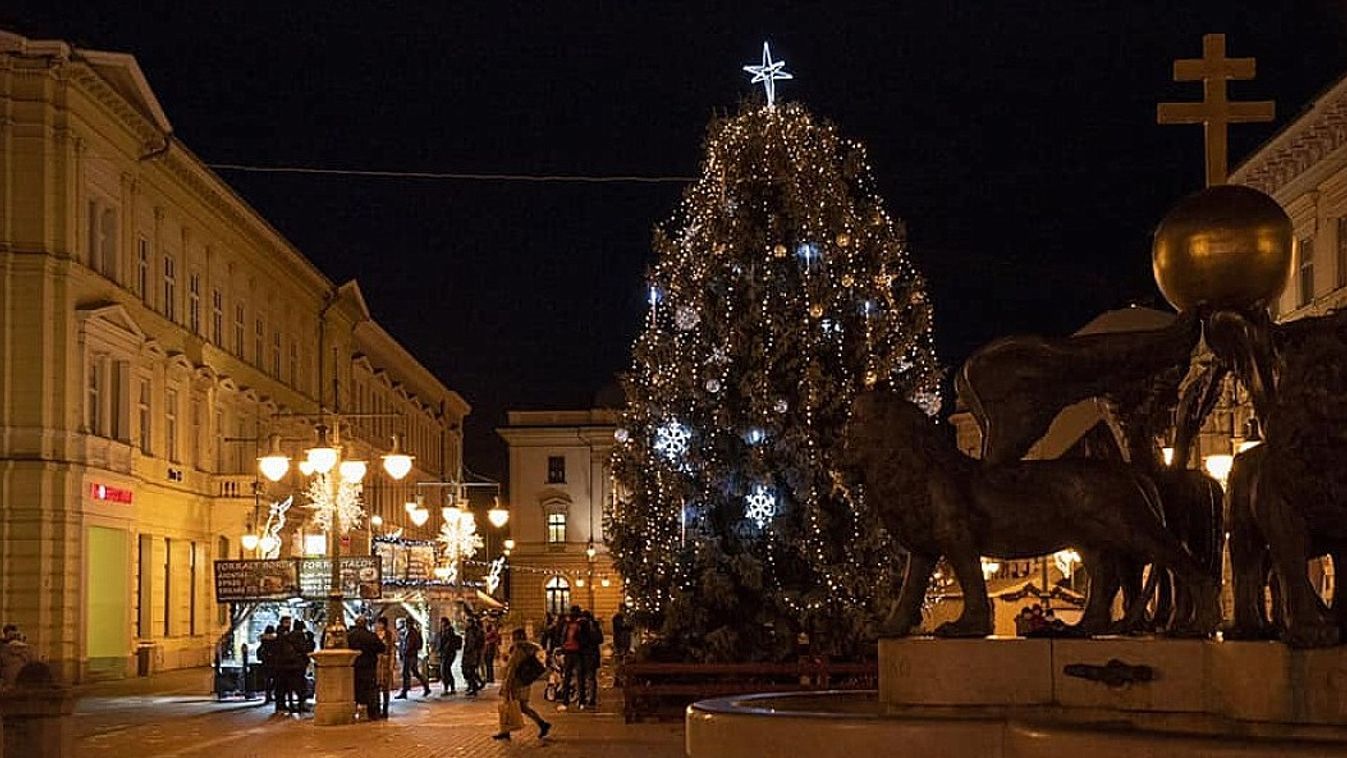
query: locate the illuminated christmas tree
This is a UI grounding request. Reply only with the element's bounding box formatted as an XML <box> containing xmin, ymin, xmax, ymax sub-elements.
<box><xmin>608</xmin><ymin>62</ymin><xmax>941</xmax><ymax>661</ymax></box>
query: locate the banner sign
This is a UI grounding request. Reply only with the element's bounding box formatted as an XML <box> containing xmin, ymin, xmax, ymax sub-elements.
<box><xmin>297</xmin><ymin>556</ymin><xmax>383</xmax><ymax>600</ymax></box>
<box><xmin>213</xmin><ymin>559</ymin><xmax>301</xmax><ymax>602</ymax></box>
<box><xmin>213</xmin><ymin>556</ymin><xmax>381</xmax><ymax>602</ymax></box>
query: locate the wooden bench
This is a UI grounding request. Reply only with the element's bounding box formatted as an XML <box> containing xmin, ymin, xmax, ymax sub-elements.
<box><xmin>621</xmin><ymin>658</ymin><xmax>877</xmax><ymax>722</ymax></box>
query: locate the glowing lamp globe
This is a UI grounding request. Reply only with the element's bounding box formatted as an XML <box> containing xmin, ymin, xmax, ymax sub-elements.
<box><xmin>488</xmin><ymin>505</ymin><xmax>510</xmax><ymax>529</ymax></box>
<box><xmin>442</xmin><ymin>505</ymin><xmax>463</xmax><ymax>525</ymax></box>
<box><xmin>298</xmin><ymin>459</ymin><xmax>315</xmax><ymax>477</ymax></box>
<box><xmin>339</xmin><ymin>459</ymin><xmax>368</xmax><ymax>484</ymax></box>
<box><xmin>381</xmin><ymin>435</ymin><xmax>414</xmax><ymax>480</ymax></box>
<box><xmin>305</xmin><ymin>446</ymin><xmax>338</xmax><ymax>475</ymax></box>
<box><xmin>370</xmin><ymin>514</ymin><xmax>384</xmax><ymax>527</ymax></box>
<box><xmin>1152</xmin><ymin>185</ymin><xmax>1293</xmax><ymax>311</ymax></box>
<box><xmin>503</xmin><ymin>538</ymin><xmax>516</xmax><ymax>551</ymax></box>
<box><xmin>409</xmin><ymin>507</ymin><xmax>430</xmax><ymax>527</ymax></box>
<box><xmin>257</xmin><ymin>435</ymin><xmax>290</xmax><ymax>482</ymax></box>
<box><xmin>240</xmin><ymin>533</ymin><xmax>261</xmax><ymax>552</ymax></box>
<box><xmin>1204</xmin><ymin>453</ymin><xmax>1234</xmax><ymax>486</ymax></box>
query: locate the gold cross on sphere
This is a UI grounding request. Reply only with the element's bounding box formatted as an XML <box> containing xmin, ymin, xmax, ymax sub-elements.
<box><xmin>1157</xmin><ymin>33</ymin><xmax>1276</xmax><ymax>187</ymax></box>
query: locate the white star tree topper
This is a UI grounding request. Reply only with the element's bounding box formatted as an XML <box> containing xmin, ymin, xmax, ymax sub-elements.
<box><xmin>743</xmin><ymin>41</ymin><xmax>793</xmax><ymax>107</ymax></box>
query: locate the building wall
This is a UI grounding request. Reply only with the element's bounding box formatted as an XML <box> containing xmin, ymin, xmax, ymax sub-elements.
<box><xmin>498</xmin><ymin>411</ymin><xmax>625</xmax><ymax>633</ymax></box>
<box><xmin>0</xmin><ymin>30</ymin><xmax>468</xmax><ymax>682</ymax></box>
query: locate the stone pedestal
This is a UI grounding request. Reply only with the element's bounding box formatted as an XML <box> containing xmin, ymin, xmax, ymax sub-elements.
<box><xmin>880</xmin><ymin>637</ymin><xmax>1052</xmax><ymax>707</ymax></box>
<box><xmin>1053</xmin><ymin>637</ymin><xmax>1205</xmax><ymax>712</ymax></box>
<box><xmin>0</xmin><ymin>685</ymin><xmax>76</xmax><ymax>757</ymax></box>
<box><xmin>310</xmin><ymin>649</ymin><xmax>359</xmax><ymax>726</ymax></box>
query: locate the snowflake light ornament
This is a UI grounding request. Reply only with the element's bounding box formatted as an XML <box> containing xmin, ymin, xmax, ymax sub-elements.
<box><xmin>744</xmin><ymin>484</ymin><xmax>777</xmax><ymax>528</ymax></box>
<box><xmin>675</xmin><ymin>306</ymin><xmax>701</xmax><ymax>331</ymax></box>
<box><xmin>305</xmin><ymin>473</ymin><xmax>364</xmax><ymax>535</ymax></box>
<box><xmin>653</xmin><ymin>420</ymin><xmax>692</xmax><ymax>462</ymax></box>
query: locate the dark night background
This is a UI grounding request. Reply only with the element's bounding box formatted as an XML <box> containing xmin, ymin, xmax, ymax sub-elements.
<box><xmin>6</xmin><ymin>2</ymin><xmax>1346</xmax><ymax>484</ymax></box>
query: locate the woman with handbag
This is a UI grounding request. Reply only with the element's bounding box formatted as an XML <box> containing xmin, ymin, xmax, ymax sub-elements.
<box><xmin>492</xmin><ymin>628</ymin><xmax>552</xmax><ymax>741</ymax></box>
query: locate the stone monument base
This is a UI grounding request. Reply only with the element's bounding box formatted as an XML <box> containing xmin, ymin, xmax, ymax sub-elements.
<box><xmin>310</xmin><ymin>649</ymin><xmax>359</xmax><ymax>726</ymax></box>
<box><xmin>685</xmin><ymin>637</ymin><xmax>1347</xmax><ymax>757</ymax></box>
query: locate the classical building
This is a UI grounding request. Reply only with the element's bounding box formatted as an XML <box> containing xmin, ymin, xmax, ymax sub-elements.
<box><xmin>0</xmin><ymin>29</ymin><xmax>468</xmax><ymax>682</ymax></box>
<box><xmin>497</xmin><ymin>409</ymin><xmax>624</xmax><ymax>633</ymax></box>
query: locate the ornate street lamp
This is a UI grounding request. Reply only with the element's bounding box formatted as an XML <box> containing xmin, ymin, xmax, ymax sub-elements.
<box><xmin>487</xmin><ymin>496</ymin><xmax>510</xmax><ymax>529</ymax></box>
<box><xmin>382</xmin><ymin>434</ymin><xmax>414</xmax><ymax>480</ymax></box>
<box><xmin>258</xmin><ymin>434</ymin><xmax>291</xmax><ymax>482</ymax></box>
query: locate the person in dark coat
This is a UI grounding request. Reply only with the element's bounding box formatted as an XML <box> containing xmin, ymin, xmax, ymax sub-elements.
<box><xmin>288</xmin><ymin>620</ymin><xmax>315</xmax><ymax>712</ymax></box>
<box><xmin>397</xmin><ymin>619</ymin><xmax>431</xmax><ymax>698</ymax></box>
<box><xmin>272</xmin><ymin>617</ymin><xmax>298</xmax><ymax>714</ymax></box>
<box><xmin>436</xmin><ymin>617</ymin><xmax>461</xmax><ymax>695</ymax></box>
<box><xmin>578</xmin><ymin>611</ymin><xmax>603</xmax><ymax>709</ymax></box>
<box><xmin>347</xmin><ymin>616</ymin><xmax>386</xmax><ymax>720</ymax></box>
<box><xmin>256</xmin><ymin>625</ymin><xmax>280</xmax><ymax>706</ymax></box>
<box><xmin>461</xmin><ymin>616</ymin><xmax>485</xmax><ymax>696</ymax></box>
<box><xmin>483</xmin><ymin>620</ymin><xmax>501</xmax><ymax>684</ymax></box>
<box><xmin>612</xmin><ymin>604</ymin><xmax>632</xmax><ymax>659</ymax></box>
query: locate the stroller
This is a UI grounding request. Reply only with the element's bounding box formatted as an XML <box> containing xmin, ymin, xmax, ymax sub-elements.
<box><xmin>541</xmin><ymin>649</ymin><xmax>566</xmax><ymax>702</ymax></box>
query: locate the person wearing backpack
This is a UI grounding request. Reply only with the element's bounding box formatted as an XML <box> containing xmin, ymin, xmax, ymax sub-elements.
<box><xmin>436</xmin><ymin>617</ymin><xmax>462</xmax><ymax>696</ymax></box>
<box><xmin>491</xmin><ymin>627</ymin><xmax>551</xmax><ymax>742</ymax></box>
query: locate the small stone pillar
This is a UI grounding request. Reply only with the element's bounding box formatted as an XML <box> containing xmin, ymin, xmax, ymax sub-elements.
<box><xmin>310</xmin><ymin>649</ymin><xmax>359</xmax><ymax>726</ymax></box>
<box><xmin>0</xmin><ymin>663</ymin><xmax>76</xmax><ymax>757</ymax></box>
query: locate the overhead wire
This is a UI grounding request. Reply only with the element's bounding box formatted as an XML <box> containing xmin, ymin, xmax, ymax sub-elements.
<box><xmin>207</xmin><ymin>163</ymin><xmax>695</xmax><ymax>184</ymax></box>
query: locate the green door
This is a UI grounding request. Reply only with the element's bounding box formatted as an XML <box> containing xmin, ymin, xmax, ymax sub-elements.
<box><xmin>86</xmin><ymin>526</ymin><xmax>130</xmax><ymax>678</ymax></box>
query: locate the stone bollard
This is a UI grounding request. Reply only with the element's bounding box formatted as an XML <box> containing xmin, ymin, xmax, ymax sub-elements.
<box><xmin>310</xmin><ymin>649</ymin><xmax>359</xmax><ymax>726</ymax></box>
<box><xmin>0</xmin><ymin>662</ymin><xmax>76</xmax><ymax>757</ymax></box>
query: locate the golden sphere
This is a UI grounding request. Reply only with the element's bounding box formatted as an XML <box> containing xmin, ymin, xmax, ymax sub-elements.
<box><xmin>841</xmin><ymin>274</ymin><xmax>855</xmax><ymax>288</ymax></box>
<box><xmin>773</xmin><ymin>244</ymin><xmax>788</xmax><ymax>258</ymax></box>
<box><xmin>836</xmin><ymin>232</ymin><xmax>852</xmax><ymax>247</ymax></box>
<box><xmin>1152</xmin><ymin>185</ymin><xmax>1292</xmax><ymax>311</ymax></box>
<box><xmin>809</xmin><ymin>303</ymin><xmax>825</xmax><ymax>319</ymax></box>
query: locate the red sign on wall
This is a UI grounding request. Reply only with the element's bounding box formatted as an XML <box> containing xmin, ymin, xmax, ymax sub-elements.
<box><xmin>90</xmin><ymin>483</ymin><xmax>133</xmax><ymax>504</ymax></box>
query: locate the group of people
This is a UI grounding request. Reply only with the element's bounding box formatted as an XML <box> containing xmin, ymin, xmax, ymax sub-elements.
<box><xmin>540</xmin><ymin>603</ymin><xmax>628</xmax><ymax>710</ymax></box>
<box><xmin>0</xmin><ymin>623</ymin><xmax>33</xmax><ymax>688</ymax></box>
<box><xmin>255</xmin><ymin>617</ymin><xmax>317</xmax><ymax>714</ymax></box>
<box><xmin>1014</xmin><ymin>604</ymin><xmax>1069</xmax><ymax>637</ymax></box>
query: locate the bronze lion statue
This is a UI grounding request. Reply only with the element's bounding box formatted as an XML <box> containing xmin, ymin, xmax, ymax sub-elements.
<box><xmin>844</xmin><ymin>390</ymin><xmax>1221</xmax><ymax>638</ymax></box>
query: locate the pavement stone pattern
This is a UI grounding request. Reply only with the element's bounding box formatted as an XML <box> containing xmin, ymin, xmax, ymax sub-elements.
<box><xmin>74</xmin><ymin>669</ymin><xmax>685</xmax><ymax>758</ymax></box>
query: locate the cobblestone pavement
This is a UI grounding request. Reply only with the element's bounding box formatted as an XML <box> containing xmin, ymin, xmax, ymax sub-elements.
<box><xmin>76</xmin><ymin>676</ymin><xmax>684</xmax><ymax>758</ymax></box>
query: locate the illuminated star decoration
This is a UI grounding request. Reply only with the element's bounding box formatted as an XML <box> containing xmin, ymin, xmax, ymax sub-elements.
<box><xmin>743</xmin><ymin>42</ymin><xmax>793</xmax><ymax>107</ymax></box>
<box><xmin>744</xmin><ymin>484</ymin><xmax>777</xmax><ymax>528</ymax></box>
<box><xmin>260</xmin><ymin>496</ymin><xmax>293</xmax><ymax>558</ymax></box>
<box><xmin>485</xmin><ymin>556</ymin><xmax>507</xmax><ymax>594</ymax></box>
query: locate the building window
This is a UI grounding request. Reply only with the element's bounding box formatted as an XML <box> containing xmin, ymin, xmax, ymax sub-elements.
<box><xmin>1337</xmin><ymin>217</ymin><xmax>1347</xmax><ymax>291</ymax></box>
<box><xmin>272</xmin><ymin>330</ymin><xmax>282</xmax><ymax>377</ymax></box>
<box><xmin>289</xmin><ymin>341</ymin><xmax>299</xmax><ymax>386</ymax></box>
<box><xmin>545</xmin><ymin>576</ymin><xmax>572</xmax><ymax>616</ymax></box>
<box><xmin>234</xmin><ymin>304</ymin><xmax>246</xmax><ymax>356</ymax></box>
<box><xmin>189</xmin><ymin>542</ymin><xmax>198</xmax><ymax>636</ymax></box>
<box><xmin>87</xmin><ymin>201</ymin><xmax>118</xmax><ymax>279</ymax></box>
<box><xmin>188</xmin><ymin>273</ymin><xmax>201</xmax><ymax>334</ymax></box>
<box><xmin>254</xmin><ymin>318</ymin><xmax>264</xmax><ymax>368</ymax></box>
<box><xmin>214</xmin><ymin>410</ymin><xmax>225</xmax><ymax>473</ymax></box>
<box><xmin>137</xmin><ymin>535</ymin><xmax>153</xmax><ymax>638</ymax></box>
<box><xmin>211</xmin><ymin>289</ymin><xmax>223</xmax><ymax>345</ymax></box>
<box><xmin>191</xmin><ymin>399</ymin><xmax>203</xmax><ymax>468</ymax></box>
<box><xmin>216</xmin><ymin>537</ymin><xmax>230</xmax><ymax>625</ymax></box>
<box><xmin>137</xmin><ymin>238</ymin><xmax>150</xmax><ymax>301</ymax></box>
<box><xmin>86</xmin><ymin>358</ymin><xmax>103</xmax><ymax>435</ymax></box>
<box><xmin>163</xmin><ymin>538</ymin><xmax>173</xmax><ymax>637</ymax></box>
<box><xmin>546</xmin><ymin>512</ymin><xmax>567</xmax><ymax>544</ymax></box>
<box><xmin>1299</xmin><ymin>237</ymin><xmax>1315</xmax><ymax>307</ymax></box>
<box><xmin>138</xmin><ymin>379</ymin><xmax>152</xmax><ymax>455</ymax></box>
<box><xmin>162</xmin><ymin>254</ymin><xmax>177</xmax><ymax>321</ymax></box>
<box><xmin>165</xmin><ymin>388</ymin><xmax>179</xmax><ymax>462</ymax></box>
<box><xmin>547</xmin><ymin>455</ymin><xmax>566</xmax><ymax>484</ymax></box>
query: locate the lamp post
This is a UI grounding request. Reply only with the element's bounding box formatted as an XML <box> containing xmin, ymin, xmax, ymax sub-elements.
<box><xmin>257</xmin><ymin>419</ymin><xmax>411</xmax><ymax>725</ymax></box>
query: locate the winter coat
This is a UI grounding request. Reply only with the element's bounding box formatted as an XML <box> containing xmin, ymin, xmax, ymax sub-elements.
<box><xmin>437</xmin><ymin>626</ymin><xmax>462</xmax><ymax>658</ymax></box>
<box><xmin>0</xmin><ymin>639</ymin><xmax>32</xmax><ymax>688</ymax></box>
<box><xmin>461</xmin><ymin>625</ymin><xmax>485</xmax><ymax>666</ymax></box>
<box><xmin>271</xmin><ymin>631</ymin><xmax>300</xmax><ymax>672</ymax></box>
<box><xmin>257</xmin><ymin>633</ymin><xmax>280</xmax><ymax>671</ymax></box>
<box><xmin>347</xmin><ymin>626</ymin><xmax>385</xmax><ymax>677</ymax></box>
<box><xmin>401</xmin><ymin>626</ymin><xmax>424</xmax><ymax>660</ymax></box>
<box><xmin>375</xmin><ymin>627</ymin><xmax>398</xmax><ymax>688</ymax></box>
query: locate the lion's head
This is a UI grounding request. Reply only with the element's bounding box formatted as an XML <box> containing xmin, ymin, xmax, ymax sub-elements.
<box><xmin>845</xmin><ymin>390</ymin><xmax>951</xmax><ymax>475</ymax></box>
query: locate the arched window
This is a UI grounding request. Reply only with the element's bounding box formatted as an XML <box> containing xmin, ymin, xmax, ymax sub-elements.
<box><xmin>545</xmin><ymin>576</ymin><xmax>571</xmax><ymax>615</ymax></box>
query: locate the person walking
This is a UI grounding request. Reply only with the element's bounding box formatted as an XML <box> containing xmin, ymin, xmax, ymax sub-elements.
<box><xmin>461</xmin><ymin>616</ymin><xmax>485</xmax><ymax>696</ymax></box>
<box><xmin>348</xmin><ymin>616</ymin><xmax>386</xmax><ymax>721</ymax></box>
<box><xmin>374</xmin><ymin>617</ymin><xmax>398</xmax><ymax>718</ymax></box>
<box><xmin>483</xmin><ymin>620</ymin><xmax>501</xmax><ymax>684</ymax></box>
<box><xmin>436</xmin><ymin>617</ymin><xmax>461</xmax><ymax>696</ymax></box>
<box><xmin>492</xmin><ymin>628</ymin><xmax>552</xmax><ymax>742</ymax></box>
<box><xmin>397</xmin><ymin>619</ymin><xmax>431</xmax><ymax>698</ymax></box>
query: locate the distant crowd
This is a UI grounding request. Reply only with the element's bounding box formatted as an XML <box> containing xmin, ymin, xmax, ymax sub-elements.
<box><xmin>251</xmin><ymin>602</ymin><xmax>633</xmax><ymax>743</ymax></box>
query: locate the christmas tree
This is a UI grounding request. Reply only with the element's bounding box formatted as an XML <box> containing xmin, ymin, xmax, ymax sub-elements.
<box><xmin>608</xmin><ymin>75</ymin><xmax>941</xmax><ymax>662</ymax></box>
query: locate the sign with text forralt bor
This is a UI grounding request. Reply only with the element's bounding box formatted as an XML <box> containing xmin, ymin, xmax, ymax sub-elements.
<box><xmin>213</xmin><ymin>559</ymin><xmax>301</xmax><ymax>602</ymax></box>
<box><xmin>298</xmin><ymin>556</ymin><xmax>383</xmax><ymax>600</ymax></box>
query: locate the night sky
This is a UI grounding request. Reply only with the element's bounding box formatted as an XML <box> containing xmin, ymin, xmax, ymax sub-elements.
<box><xmin>7</xmin><ymin>2</ymin><xmax>1347</xmax><ymax>482</ymax></box>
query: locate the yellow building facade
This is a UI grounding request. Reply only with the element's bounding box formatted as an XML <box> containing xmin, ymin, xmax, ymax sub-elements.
<box><xmin>0</xmin><ymin>29</ymin><xmax>468</xmax><ymax>682</ymax></box>
<box><xmin>497</xmin><ymin>410</ymin><xmax>624</xmax><ymax>634</ymax></box>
